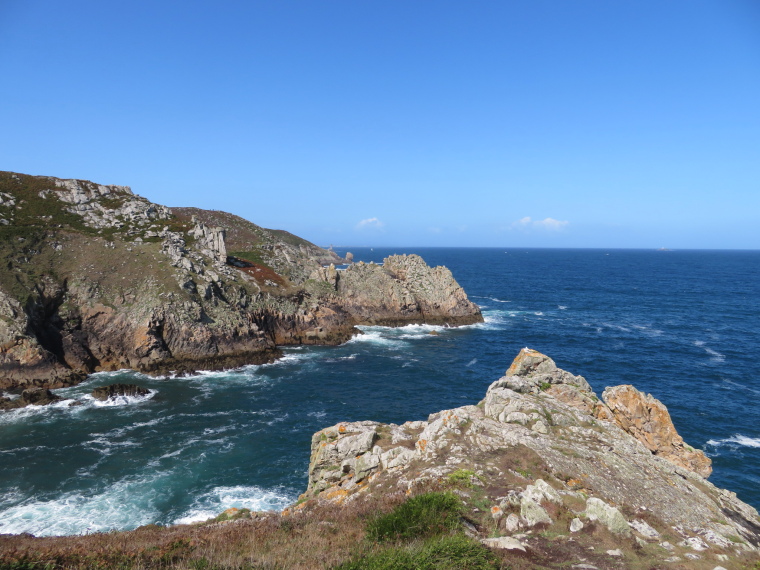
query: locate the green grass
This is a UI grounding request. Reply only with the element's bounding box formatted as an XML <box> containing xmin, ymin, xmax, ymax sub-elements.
<box><xmin>335</xmin><ymin>534</ymin><xmax>499</xmax><ymax>570</ymax></box>
<box><xmin>366</xmin><ymin>492</ymin><xmax>463</xmax><ymax>542</ymax></box>
<box><xmin>0</xmin><ymin>562</ymin><xmax>57</xmax><ymax>570</ymax></box>
<box><xmin>229</xmin><ymin>249</ymin><xmax>271</xmax><ymax>268</ymax></box>
<box><xmin>447</xmin><ymin>468</ymin><xmax>479</xmax><ymax>488</ymax></box>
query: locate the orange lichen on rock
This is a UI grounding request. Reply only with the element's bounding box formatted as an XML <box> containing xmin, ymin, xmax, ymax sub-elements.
<box><xmin>601</xmin><ymin>384</ymin><xmax>712</xmax><ymax>478</ymax></box>
<box><xmin>506</xmin><ymin>347</ymin><xmax>545</xmax><ymax>376</ymax></box>
<box><xmin>323</xmin><ymin>488</ymin><xmax>349</xmax><ymax>503</ymax></box>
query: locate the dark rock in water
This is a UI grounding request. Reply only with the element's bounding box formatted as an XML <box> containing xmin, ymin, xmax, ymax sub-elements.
<box><xmin>21</xmin><ymin>387</ymin><xmax>61</xmax><ymax>406</ymax></box>
<box><xmin>92</xmin><ymin>383</ymin><xmax>150</xmax><ymax>401</ymax></box>
<box><xmin>0</xmin><ymin>387</ymin><xmax>61</xmax><ymax>410</ymax></box>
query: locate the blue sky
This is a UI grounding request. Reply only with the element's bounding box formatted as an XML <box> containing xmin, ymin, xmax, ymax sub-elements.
<box><xmin>1</xmin><ymin>1</ymin><xmax>758</xmax><ymax>248</ymax></box>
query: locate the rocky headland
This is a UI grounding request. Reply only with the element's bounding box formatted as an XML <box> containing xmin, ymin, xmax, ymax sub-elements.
<box><xmin>0</xmin><ymin>171</ymin><xmax>481</xmax><ymax>394</ymax></box>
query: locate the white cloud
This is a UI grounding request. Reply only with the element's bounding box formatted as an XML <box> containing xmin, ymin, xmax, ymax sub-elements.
<box><xmin>534</xmin><ymin>217</ymin><xmax>569</xmax><ymax>231</ymax></box>
<box><xmin>355</xmin><ymin>217</ymin><xmax>384</xmax><ymax>230</ymax></box>
<box><xmin>510</xmin><ymin>216</ymin><xmax>569</xmax><ymax>232</ymax></box>
<box><xmin>512</xmin><ymin>216</ymin><xmax>533</xmax><ymax>229</ymax></box>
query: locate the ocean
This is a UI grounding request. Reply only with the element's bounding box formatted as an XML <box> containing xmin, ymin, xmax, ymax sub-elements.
<box><xmin>1</xmin><ymin>247</ymin><xmax>758</xmax><ymax>536</ymax></box>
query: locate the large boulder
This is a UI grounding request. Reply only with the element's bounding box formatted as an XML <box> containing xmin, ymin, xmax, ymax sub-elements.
<box><xmin>0</xmin><ymin>387</ymin><xmax>61</xmax><ymax>410</ymax></box>
<box><xmin>495</xmin><ymin>347</ymin><xmax>592</xmax><ymax>394</ymax></box>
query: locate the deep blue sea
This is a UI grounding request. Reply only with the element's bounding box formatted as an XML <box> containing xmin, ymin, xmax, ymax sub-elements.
<box><xmin>1</xmin><ymin>248</ymin><xmax>759</xmax><ymax>536</ymax></box>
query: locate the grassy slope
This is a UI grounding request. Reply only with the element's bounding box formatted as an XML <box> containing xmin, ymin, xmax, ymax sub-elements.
<box><xmin>2</xmin><ymin>471</ymin><xmax>756</xmax><ymax>570</ymax></box>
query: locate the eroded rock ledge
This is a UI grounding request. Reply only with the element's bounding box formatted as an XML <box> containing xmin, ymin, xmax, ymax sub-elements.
<box><xmin>298</xmin><ymin>349</ymin><xmax>759</xmax><ymax>564</ymax></box>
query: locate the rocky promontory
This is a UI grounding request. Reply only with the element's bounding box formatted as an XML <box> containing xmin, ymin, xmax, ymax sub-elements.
<box><xmin>297</xmin><ymin>348</ymin><xmax>759</xmax><ymax>568</ymax></box>
<box><xmin>0</xmin><ymin>171</ymin><xmax>482</xmax><ymax>393</ymax></box>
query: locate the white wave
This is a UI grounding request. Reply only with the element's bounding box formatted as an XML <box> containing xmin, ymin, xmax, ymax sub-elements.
<box><xmin>83</xmin><ymin>436</ymin><xmax>141</xmax><ymax>454</ymax></box>
<box><xmin>398</xmin><ymin>333</ymin><xmax>439</xmax><ymax>340</ymax></box>
<box><xmin>466</xmin><ymin>358</ymin><xmax>477</xmax><ymax>367</ymax></box>
<box><xmin>722</xmin><ymin>378</ymin><xmax>760</xmax><ymax>396</ymax></box>
<box><xmin>0</xmin><ymin>487</ymin><xmax>24</xmax><ymax>508</ymax></box>
<box><xmin>267</xmin><ymin>413</ymin><xmax>289</xmax><ymax>426</ymax></box>
<box><xmin>185</xmin><ymin>354</ymin><xmax>309</xmax><ymax>381</ymax></box>
<box><xmin>558</xmin><ymin>305</ymin><xmax>567</xmax><ymax>310</ymax></box>
<box><xmin>707</xmin><ymin>435</ymin><xmax>760</xmax><ymax>449</ymax></box>
<box><xmin>0</xmin><ymin>472</ymin><xmax>173</xmax><ymax>536</ymax></box>
<box><xmin>631</xmin><ymin>324</ymin><xmax>663</xmax><ymax>336</ymax></box>
<box><xmin>347</xmin><ymin>328</ymin><xmax>407</xmax><ymax>349</ymax></box>
<box><xmin>0</xmin><ymin>398</ymin><xmax>85</xmax><ymax>425</ymax></box>
<box><xmin>481</xmin><ymin>308</ymin><xmax>543</xmax><ymax>324</ymax></box>
<box><xmin>693</xmin><ymin>340</ymin><xmax>726</xmax><ymax>363</ymax></box>
<box><xmin>602</xmin><ymin>322</ymin><xmax>631</xmax><ymax>333</ymax></box>
<box><xmin>85</xmin><ymin>416</ymin><xmax>171</xmax><ymax>444</ymax></box>
<box><xmin>202</xmin><ymin>424</ymin><xmax>235</xmax><ymax>437</ymax></box>
<box><xmin>174</xmin><ymin>485</ymin><xmax>295</xmax><ymax>525</ymax></box>
<box><xmin>261</xmin><ymin>351</ymin><xmax>315</xmax><ymax>367</ymax></box>
<box><xmin>145</xmin><ymin>435</ymin><xmax>205</xmax><ymax>467</ymax></box>
<box><xmin>0</xmin><ymin>445</ymin><xmax>51</xmax><ymax>455</ymax></box>
<box><xmin>158</xmin><ymin>448</ymin><xmax>186</xmax><ymax>460</ymax></box>
<box><xmin>704</xmin><ymin>347</ymin><xmax>725</xmax><ymax>363</ymax></box>
<box><xmin>472</xmin><ymin>295</ymin><xmax>511</xmax><ymax>303</ymax></box>
<box><xmin>80</xmin><ymin>390</ymin><xmax>156</xmax><ymax>408</ymax></box>
<box><xmin>307</xmin><ymin>410</ymin><xmax>327</xmax><ymax>419</ymax></box>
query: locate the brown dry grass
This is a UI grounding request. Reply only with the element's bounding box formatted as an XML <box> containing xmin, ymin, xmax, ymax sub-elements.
<box><xmin>0</xmin><ymin>491</ymin><xmax>406</xmax><ymax>570</ymax></box>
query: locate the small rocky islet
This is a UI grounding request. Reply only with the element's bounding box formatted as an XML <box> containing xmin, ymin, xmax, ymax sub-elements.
<box><xmin>1</xmin><ymin>171</ymin><xmax>759</xmax><ymax>568</ymax></box>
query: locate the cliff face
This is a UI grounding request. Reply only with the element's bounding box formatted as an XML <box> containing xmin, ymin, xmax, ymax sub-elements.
<box><xmin>0</xmin><ymin>171</ymin><xmax>482</xmax><ymax>390</ymax></box>
<box><xmin>300</xmin><ymin>349</ymin><xmax>759</xmax><ymax>567</ymax></box>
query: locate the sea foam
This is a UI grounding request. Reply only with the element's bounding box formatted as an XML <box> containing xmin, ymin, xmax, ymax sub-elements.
<box><xmin>707</xmin><ymin>435</ymin><xmax>760</xmax><ymax>449</ymax></box>
<box><xmin>174</xmin><ymin>485</ymin><xmax>295</xmax><ymax>525</ymax></box>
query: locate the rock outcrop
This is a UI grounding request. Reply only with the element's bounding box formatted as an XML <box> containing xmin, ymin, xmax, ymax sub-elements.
<box><xmin>0</xmin><ymin>387</ymin><xmax>61</xmax><ymax>410</ymax></box>
<box><xmin>602</xmin><ymin>383</ymin><xmax>713</xmax><ymax>478</ymax></box>
<box><xmin>0</xmin><ymin>171</ymin><xmax>482</xmax><ymax>391</ymax></box>
<box><xmin>325</xmin><ymin>254</ymin><xmax>482</xmax><ymax>326</ymax></box>
<box><xmin>299</xmin><ymin>349</ymin><xmax>758</xmax><ymax>566</ymax></box>
<box><xmin>91</xmin><ymin>383</ymin><xmax>151</xmax><ymax>401</ymax></box>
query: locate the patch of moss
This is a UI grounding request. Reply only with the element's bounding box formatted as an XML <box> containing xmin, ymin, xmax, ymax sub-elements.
<box><xmin>446</xmin><ymin>468</ymin><xmax>482</xmax><ymax>489</ymax></box>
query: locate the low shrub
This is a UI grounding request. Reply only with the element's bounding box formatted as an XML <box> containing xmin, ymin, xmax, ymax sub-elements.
<box><xmin>366</xmin><ymin>492</ymin><xmax>462</xmax><ymax>542</ymax></box>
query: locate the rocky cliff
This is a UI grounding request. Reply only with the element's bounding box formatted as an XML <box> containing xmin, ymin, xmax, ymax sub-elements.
<box><xmin>0</xmin><ymin>171</ymin><xmax>482</xmax><ymax>391</ymax></box>
<box><xmin>299</xmin><ymin>348</ymin><xmax>759</xmax><ymax>568</ymax></box>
